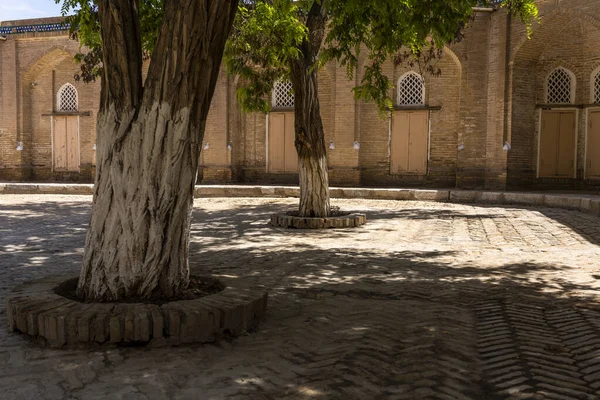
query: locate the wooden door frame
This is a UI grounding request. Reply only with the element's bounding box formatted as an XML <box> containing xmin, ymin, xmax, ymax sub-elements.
<box><xmin>536</xmin><ymin>108</ymin><xmax>578</xmax><ymax>179</ymax></box>
<box><xmin>389</xmin><ymin>110</ymin><xmax>430</xmax><ymax>175</ymax></box>
<box><xmin>584</xmin><ymin>107</ymin><xmax>600</xmax><ymax>180</ymax></box>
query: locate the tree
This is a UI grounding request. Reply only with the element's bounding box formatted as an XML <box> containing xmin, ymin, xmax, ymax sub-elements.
<box><xmin>225</xmin><ymin>0</ymin><xmax>538</xmax><ymax>218</ymax></box>
<box><xmin>62</xmin><ymin>0</ymin><xmax>536</xmax><ymax>302</ymax></box>
<box><xmin>60</xmin><ymin>0</ymin><xmax>239</xmax><ymax>302</ymax></box>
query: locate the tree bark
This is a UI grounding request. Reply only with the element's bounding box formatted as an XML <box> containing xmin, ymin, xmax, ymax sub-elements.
<box><xmin>290</xmin><ymin>2</ymin><xmax>330</xmax><ymax>218</ymax></box>
<box><xmin>77</xmin><ymin>0</ymin><xmax>239</xmax><ymax>302</ymax></box>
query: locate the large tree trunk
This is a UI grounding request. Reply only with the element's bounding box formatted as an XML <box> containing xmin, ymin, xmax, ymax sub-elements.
<box><xmin>290</xmin><ymin>2</ymin><xmax>330</xmax><ymax>218</ymax></box>
<box><xmin>77</xmin><ymin>0</ymin><xmax>239</xmax><ymax>302</ymax></box>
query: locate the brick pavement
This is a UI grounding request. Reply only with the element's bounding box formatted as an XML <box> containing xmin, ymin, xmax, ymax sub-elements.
<box><xmin>1</xmin><ymin>195</ymin><xmax>600</xmax><ymax>399</ymax></box>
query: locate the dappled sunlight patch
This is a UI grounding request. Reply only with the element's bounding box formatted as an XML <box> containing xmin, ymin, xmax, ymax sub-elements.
<box><xmin>234</xmin><ymin>377</ymin><xmax>264</xmax><ymax>386</ymax></box>
<box><xmin>2</xmin><ymin>244</ymin><xmax>29</xmax><ymax>252</ymax></box>
<box><xmin>296</xmin><ymin>386</ymin><xmax>326</xmax><ymax>397</ymax></box>
<box><xmin>28</xmin><ymin>256</ymin><xmax>50</xmax><ymax>265</ymax></box>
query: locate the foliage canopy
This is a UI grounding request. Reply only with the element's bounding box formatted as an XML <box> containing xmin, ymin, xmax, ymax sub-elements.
<box><xmin>59</xmin><ymin>0</ymin><xmax>538</xmax><ymax>112</ymax></box>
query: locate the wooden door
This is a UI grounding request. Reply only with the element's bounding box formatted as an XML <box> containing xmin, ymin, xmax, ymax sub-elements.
<box><xmin>391</xmin><ymin>112</ymin><xmax>409</xmax><ymax>174</ymax></box>
<box><xmin>66</xmin><ymin>117</ymin><xmax>80</xmax><ymax>171</ymax></box>
<box><xmin>53</xmin><ymin>116</ymin><xmax>68</xmax><ymax>170</ymax></box>
<box><xmin>557</xmin><ymin>112</ymin><xmax>575</xmax><ymax>177</ymax></box>
<box><xmin>587</xmin><ymin>111</ymin><xmax>600</xmax><ymax>178</ymax></box>
<box><xmin>53</xmin><ymin>116</ymin><xmax>79</xmax><ymax>172</ymax></box>
<box><xmin>391</xmin><ymin>110</ymin><xmax>428</xmax><ymax>174</ymax></box>
<box><xmin>539</xmin><ymin>111</ymin><xmax>575</xmax><ymax>178</ymax></box>
<box><xmin>268</xmin><ymin>113</ymin><xmax>285</xmax><ymax>172</ymax></box>
<box><xmin>268</xmin><ymin>112</ymin><xmax>297</xmax><ymax>172</ymax></box>
<box><xmin>408</xmin><ymin>111</ymin><xmax>429</xmax><ymax>173</ymax></box>
<box><xmin>284</xmin><ymin>113</ymin><xmax>298</xmax><ymax>172</ymax></box>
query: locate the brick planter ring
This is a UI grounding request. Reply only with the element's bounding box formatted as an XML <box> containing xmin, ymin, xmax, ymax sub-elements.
<box><xmin>6</xmin><ymin>276</ymin><xmax>268</xmax><ymax>347</ymax></box>
<box><xmin>270</xmin><ymin>212</ymin><xmax>367</xmax><ymax>229</ymax></box>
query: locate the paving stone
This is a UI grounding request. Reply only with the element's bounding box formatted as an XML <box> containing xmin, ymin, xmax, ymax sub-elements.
<box><xmin>476</xmin><ymin>191</ymin><xmax>505</xmax><ymax>204</ymax></box>
<box><xmin>503</xmin><ymin>192</ymin><xmax>546</xmax><ymax>206</ymax></box>
<box><xmin>413</xmin><ymin>189</ymin><xmax>450</xmax><ymax>201</ymax></box>
<box><xmin>581</xmin><ymin>198</ymin><xmax>600</xmax><ymax>216</ymax></box>
<box><xmin>1</xmin><ymin>195</ymin><xmax>600</xmax><ymax>399</ymax></box>
<box><xmin>450</xmin><ymin>190</ymin><xmax>478</xmax><ymax>203</ymax></box>
<box><xmin>544</xmin><ymin>195</ymin><xmax>582</xmax><ymax>210</ymax></box>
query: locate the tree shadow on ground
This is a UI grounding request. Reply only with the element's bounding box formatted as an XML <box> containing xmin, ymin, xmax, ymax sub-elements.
<box><xmin>0</xmin><ymin>200</ymin><xmax>91</xmax><ymax>300</ymax></box>
<box><xmin>192</xmin><ymin>245</ymin><xmax>600</xmax><ymax>307</ymax></box>
<box><xmin>1</xmin><ymin>197</ymin><xmax>600</xmax><ymax>398</ymax></box>
<box><xmin>187</xmin><ymin>245</ymin><xmax>600</xmax><ymax>399</ymax></box>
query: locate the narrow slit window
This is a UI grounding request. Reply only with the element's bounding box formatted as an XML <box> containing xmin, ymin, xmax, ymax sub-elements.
<box><xmin>547</xmin><ymin>68</ymin><xmax>574</xmax><ymax>104</ymax></box>
<box><xmin>57</xmin><ymin>83</ymin><xmax>78</xmax><ymax>112</ymax></box>
<box><xmin>272</xmin><ymin>81</ymin><xmax>294</xmax><ymax>108</ymax></box>
<box><xmin>397</xmin><ymin>72</ymin><xmax>425</xmax><ymax>106</ymax></box>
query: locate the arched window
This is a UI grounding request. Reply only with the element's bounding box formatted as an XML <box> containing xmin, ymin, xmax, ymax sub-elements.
<box><xmin>397</xmin><ymin>72</ymin><xmax>425</xmax><ymax>106</ymax></box>
<box><xmin>272</xmin><ymin>81</ymin><xmax>294</xmax><ymax>108</ymax></box>
<box><xmin>57</xmin><ymin>83</ymin><xmax>78</xmax><ymax>112</ymax></box>
<box><xmin>592</xmin><ymin>68</ymin><xmax>600</xmax><ymax>104</ymax></box>
<box><xmin>546</xmin><ymin>68</ymin><xmax>575</xmax><ymax>104</ymax></box>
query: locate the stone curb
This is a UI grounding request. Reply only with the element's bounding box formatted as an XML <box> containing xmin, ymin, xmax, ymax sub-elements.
<box><xmin>6</xmin><ymin>275</ymin><xmax>268</xmax><ymax>348</ymax></box>
<box><xmin>0</xmin><ymin>183</ymin><xmax>94</xmax><ymax>195</ymax></box>
<box><xmin>2</xmin><ymin>183</ymin><xmax>599</xmax><ymax>217</ymax></box>
<box><xmin>270</xmin><ymin>213</ymin><xmax>367</xmax><ymax>229</ymax></box>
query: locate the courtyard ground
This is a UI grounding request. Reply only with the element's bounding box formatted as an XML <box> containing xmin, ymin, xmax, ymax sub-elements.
<box><xmin>1</xmin><ymin>194</ymin><xmax>600</xmax><ymax>399</ymax></box>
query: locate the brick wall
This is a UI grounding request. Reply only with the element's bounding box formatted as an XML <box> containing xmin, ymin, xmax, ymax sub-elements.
<box><xmin>507</xmin><ymin>0</ymin><xmax>600</xmax><ymax>190</ymax></box>
<box><xmin>3</xmin><ymin>4</ymin><xmax>600</xmax><ymax>191</ymax></box>
<box><xmin>0</xmin><ymin>23</ymin><xmax>99</xmax><ymax>182</ymax></box>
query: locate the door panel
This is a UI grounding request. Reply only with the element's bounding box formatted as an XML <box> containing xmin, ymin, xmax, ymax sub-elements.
<box><xmin>539</xmin><ymin>112</ymin><xmax>560</xmax><ymax>178</ymax></box>
<box><xmin>268</xmin><ymin>113</ymin><xmax>285</xmax><ymax>172</ymax></box>
<box><xmin>557</xmin><ymin>112</ymin><xmax>575</xmax><ymax>177</ymax></box>
<box><xmin>391</xmin><ymin>112</ymin><xmax>410</xmax><ymax>174</ymax></box>
<box><xmin>284</xmin><ymin>113</ymin><xmax>298</xmax><ymax>172</ymax></box>
<box><xmin>53</xmin><ymin>116</ymin><xmax>68</xmax><ymax>170</ymax></box>
<box><xmin>408</xmin><ymin>111</ymin><xmax>429</xmax><ymax>174</ymax></box>
<box><xmin>66</xmin><ymin>117</ymin><xmax>80</xmax><ymax>171</ymax></box>
<box><xmin>587</xmin><ymin>111</ymin><xmax>600</xmax><ymax>178</ymax></box>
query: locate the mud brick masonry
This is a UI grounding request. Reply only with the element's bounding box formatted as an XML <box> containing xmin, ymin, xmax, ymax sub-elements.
<box><xmin>2</xmin><ymin>0</ymin><xmax>600</xmax><ymax>191</ymax></box>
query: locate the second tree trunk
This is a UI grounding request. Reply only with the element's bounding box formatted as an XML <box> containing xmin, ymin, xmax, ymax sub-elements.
<box><xmin>290</xmin><ymin>2</ymin><xmax>330</xmax><ymax>218</ymax></box>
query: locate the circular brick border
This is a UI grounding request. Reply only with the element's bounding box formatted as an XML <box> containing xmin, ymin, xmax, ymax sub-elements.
<box><xmin>6</xmin><ymin>275</ymin><xmax>268</xmax><ymax>348</ymax></box>
<box><xmin>270</xmin><ymin>212</ymin><xmax>367</xmax><ymax>229</ymax></box>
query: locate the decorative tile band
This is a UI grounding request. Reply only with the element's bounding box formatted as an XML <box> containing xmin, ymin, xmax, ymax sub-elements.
<box><xmin>0</xmin><ymin>22</ymin><xmax>71</xmax><ymax>35</ymax></box>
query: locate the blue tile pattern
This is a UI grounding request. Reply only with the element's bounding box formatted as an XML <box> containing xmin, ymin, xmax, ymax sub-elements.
<box><xmin>0</xmin><ymin>23</ymin><xmax>71</xmax><ymax>36</ymax></box>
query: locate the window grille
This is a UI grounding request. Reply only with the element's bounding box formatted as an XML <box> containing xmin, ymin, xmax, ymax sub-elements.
<box><xmin>272</xmin><ymin>81</ymin><xmax>294</xmax><ymax>108</ymax></box>
<box><xmin>57</xmin><ymin>83</ymin><xmax>78</xmax><ymax>112</ymax></box>
<box><xmin>594</xmin><ymin>71</ymin><xmax>600</xmax><ymax>104</ymax></box>
<box><xmin>397</xmin><ymin>72</ymin><xmax>425</xmax><ymax>106</ymax></box>
<box><xmin>547</xmin><ymin>68</ymin><xmax>573</xmax><ymax>104</ymax></box>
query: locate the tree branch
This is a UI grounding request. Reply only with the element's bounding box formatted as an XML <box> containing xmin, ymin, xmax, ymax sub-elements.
<box><xmin>97</xmin><ymin>0</ymin><xmax>144</xmax><ymax>114</ymax></box>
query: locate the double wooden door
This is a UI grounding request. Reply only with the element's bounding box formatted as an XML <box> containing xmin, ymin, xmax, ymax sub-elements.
<box><xmin>268</xmin><ymin>112</ymin><xmax>298</xmax><ymax>173</ymax></box>
<box><xmin>539</xmin><ymin>111</ymin><xmax>576</xmax><ymax>178</ymax></box>
<box><xmin>391</xmin><ymin>110</ymin><xmax>429</xmax><ymax>174</ymax></box>
<box><xmin>53</xmin><ymin>116</ymin><xmax>80</xmax><ymax>171</ymax></box>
